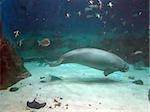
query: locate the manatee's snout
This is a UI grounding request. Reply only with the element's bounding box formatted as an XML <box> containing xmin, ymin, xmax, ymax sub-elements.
<box><xmin>120</xmin><ymin>63</ymin><xmax>129</xmax><ymax>72</ymax></box>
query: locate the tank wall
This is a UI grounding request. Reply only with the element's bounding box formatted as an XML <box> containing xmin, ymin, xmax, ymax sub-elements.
<box><xmin>1</xmin><ymin>0</ymin><xmax>149</xmax><ymax>65</ymax></box>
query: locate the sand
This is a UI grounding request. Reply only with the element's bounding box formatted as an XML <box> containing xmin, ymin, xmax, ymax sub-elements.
<box><xmin>0</xmin><ymin>62</ymin><xmax>149</xmax><ymax>112</ymax></box>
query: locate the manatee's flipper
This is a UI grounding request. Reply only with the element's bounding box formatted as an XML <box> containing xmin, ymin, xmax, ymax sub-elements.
<box><xmin>104</xmin><ymin>69</ymin><xmax>114</xmax><ymax>76</ymax></box>
<box><xmin>45</xmin><ymin>58</ymin><xmax>63</xmax><ymax>67</ymax></box>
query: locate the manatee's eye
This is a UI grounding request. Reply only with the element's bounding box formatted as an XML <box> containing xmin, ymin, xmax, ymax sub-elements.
<box><xmin>123</xmin><ymin>64</ymin><xmax>129</xmax><ymax>72</ymax></box>
<box><xmin>120</xmin><ymin>63</ymin><xmax>129</xmax><ymax>72</ymax></box>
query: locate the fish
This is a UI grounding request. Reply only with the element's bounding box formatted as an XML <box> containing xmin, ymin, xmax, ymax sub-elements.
<box><xmin>89</xmin><ymin>4</ymin><xmax>98</xmax><ymax>9</ymax></box>
<box><xmin>107</xmin><ymin>2</ymin><xmax>113</xmax><ymax>8</ymax></box>
<box><xmin>17</xmin><ymin>39</ymin><xmax>24</xmax><ymax>47</ymax></box>
<box><xmin>38</xmin><ymin>38</ymin><xmax>50</xmax><ymax>47</ymax></box>
<box><xmin>85</xmin><ymin>7</ymin><xmax>93</xmax><ymax>12</ymax></box>
<box><xmin>66</xmin><ymin>13</ymin><xmax>70</xmax><ymax>18</ymax></box>
<box><xmin>14</xmin><ymin>30</ymin><xmax>20</xmax><ymax>38</ymax></box>
<box><xmin>77</xmin><ymin>11</ymin><xmax>81</xmax><ymax>16</ymax></box>
<box><xmin>132</xmin><ymin>51</ymin><xmax>143</xmax><ymax>55</ymax></box>
<box><xmin>89</xmin><ymin>0</ymin><xmax>94</xmax><ymax>5</ymax></box>
<box><xmin>86</xmin><ymin>15</ymin><xmax>94</xmax><ymax>18</ymax></box>
<box><xmin>95</xmin><ymin>13</ymin><xmax>101</xmax><ymax>18</ymax></box>
<box><xmin>98</xmin><ymin>0</ymin><xmax>103</xmax><ymax>9</ymax></box>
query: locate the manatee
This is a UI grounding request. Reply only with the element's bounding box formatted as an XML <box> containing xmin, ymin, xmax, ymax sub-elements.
<box><xmin>46</xmin><ymin>48</ymin><xmax>129</xmax><ymax>76</ymax></box>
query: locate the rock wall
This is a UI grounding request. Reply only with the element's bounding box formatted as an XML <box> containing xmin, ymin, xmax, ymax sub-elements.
<box><xmin>0</xmin><ymin>22</ymin><xmax>31</xmax><ymax>90</ymax></box>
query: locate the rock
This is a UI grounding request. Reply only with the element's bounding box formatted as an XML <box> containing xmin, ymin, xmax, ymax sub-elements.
<box><xmin>50</xmin><ymin>75</ymin><xmax>62</xmax><ymax>81</ymax></box>
<box><xmin>9</xmin><ymin>87</ymin><xmax>19</xmax><ymax>92</ymax></box>
<box><xmin>59</xmin><ymin>97</ymin><xmax>63</xmax><ymax>100</ymax></box>
<box><xmin>65</xmin><ymin>104</ymin><xmax>69</xmax><ymax>109</ymax></box>
<box><xmin>132</xmin><ymin>80</ymin><xmax>144</xmax><ymax>85</ymax></box>
<box><xmin>40</xmin><ymin>77</ymin><xmax>45</xmax><ymax>79</ymax></box>
<box><xmin>27</xmin><ymin>99</ymin><xmax>46</xmax><ymax>109</ymax></box>
<box><xmin>148</xmin><ymin>89</ymin><xmax>150</xmax><ymax>101</ymax></box>
<box><xmin>128</xmin><ymin>76</ymin><xmax>135</xmax><ymax>80</ymax></box>
<box><xmin>54</xmin><ymin>102</ymin><xmax>61</xmax><ymax>108</ymax></box>
<box><xmin>40</xmin><ymin>80</ymin><xmax>46</xmax><ymax>83</ymax></box>
<box><xmin>0</xmin><ymin>34</ymin><xmax>31</xmax><ymax>89</ymax></box>
<box><xmin>49</xmin><ymin>106</ymin><xmax>52</xmax><ymax>109</ymax></box>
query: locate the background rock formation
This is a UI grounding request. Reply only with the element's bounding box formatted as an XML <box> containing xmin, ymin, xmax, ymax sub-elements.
<box><xmin>0</xmin><ymin>22</ymin><xmax>31</xmax><ymax>90</ymax></box>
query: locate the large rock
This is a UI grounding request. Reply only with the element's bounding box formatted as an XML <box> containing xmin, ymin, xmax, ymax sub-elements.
<box><xmin>0</xmin><ymin>37</ymin><xmax>31</xmax><ymax>90</ymax></box>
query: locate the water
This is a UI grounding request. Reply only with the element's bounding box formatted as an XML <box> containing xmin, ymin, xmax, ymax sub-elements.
<box><xmin>0</xmin><ymin>0</ymin><xmax>149</xmax><ymax>112</ymax></box>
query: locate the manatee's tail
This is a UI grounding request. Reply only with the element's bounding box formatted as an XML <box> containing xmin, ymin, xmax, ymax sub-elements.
<box><xmin>45</xmin><ymin>58</ymin><xmax>63</xmax><ymax>67</ymax></box>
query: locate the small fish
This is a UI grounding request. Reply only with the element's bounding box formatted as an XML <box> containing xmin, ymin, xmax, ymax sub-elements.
<box><xmin>66</xmin><ymin>13</ymin><xmax>70</xmax><ymax>18</ymax></box>
<box><xmin>98</xmin><ymin>0</ymin><xmax>103</xmax><ymax>9</ymax></box>
<box><xmin>86</xmin><ymin>15</ymin><xmax>94</xmax><ymax>18</ymax></box>
<box><xmin>138</xmin><ymin>12</ymin><xmax>142</xmax><ymax>15</ymax></box>
<box><xmin>89</xmin><ymin>0</ymin><xmax>94</xmax><ymax>5</ymax></box>
<box><xmin>38</xmin><ymin>38</ymin><xmax>50</xmax><ymax>47</ymax></box>
<box><xmin>89</xmin><ymin>4</ymin><xmax>98</xmax><ymax>9</ymax></box>
<box><xmin>107</xmin><ymin>2</ymin><xmax>113</xmax><ymax>8</ymax></box>
<box><xmin>132</xmin><ymin>51</ymin><xmax>143</xmax><ymax>55</ymax></box>
<box><xmin>14</xmin><ymin>30</ymin><xmax>20</xmax><ymax>38</ymax></box>
<box><xmin>105</xmin><ymin>10</ymin><xmax>108</xmax><ymax>15</ymax></box>
<box><xmin>17</xmin><ymin>39</ymin><xmax>23</xmax><ymax>47</ymax></box>
<box><xmin>77</xmin><ymin>11</ymin><xmax>81</xmax><ymax>16</ymax></box>
<box><xmin>95</xmin><ymin>13</ymin><xmax>100</xmax><ymax>18</ymax></box>
<box><xmin>122</xmin><ymin>21</ymin><xmax>126</xmax><ymax>26</ymax></box>
<box><xmin>85</xmin><ymin>7</ymin><xmax>93</xmax><ymax>12</ymax></box>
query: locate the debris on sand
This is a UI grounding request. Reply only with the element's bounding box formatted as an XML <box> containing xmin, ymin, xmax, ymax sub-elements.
<box><xmin>40</xmin><ymin>77</ymin><xmax>45</xmax><ymax>79</ymax></box>
<box><xmin>132</xmin><ymin>80</ymin><xmax>144</xmax><ymax>85</ymax></box>
<box><xmin>40</xmin><ymin>80</ymin><xmax>46</xmax><ymax>83</ymax></box>
<box><xmin>49</xmin><ymin>97</ymin><xmax>64</xmax><ymax>109</ymax></box>
<box><xmin>54</xmin><ymin>102</ymin><xmax>61</xmax><ymax>108</ymax></box>
<box><xmin>128</xmin><ymin>76</ymin><xmax>135</xmax><ymax>80</ymax></box>
<box><xmin>50</xmin><ymin>75</ymin><xmax>62</xmax><ymax>81</ymax></box>
<box><xmin>27</xmin><ymin>99</ymin><xmax>46</xmax><ymax>109</ymax></box>
<box><xmin>9</xmin><ymin>87</ymin><xmax>19</xmax><ymax>92</ymax></box>
<box><xmin>65</xmin><ymin>104</ymin><xmax>69</xmax><ymax>109</ymax></box>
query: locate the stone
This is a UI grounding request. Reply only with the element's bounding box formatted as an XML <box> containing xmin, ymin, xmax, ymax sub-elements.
<box><xmin>9</xmin><ymin>87</ymin><xmax>19</xmax><ymax>92</ymax></box>
<box><xmin>40</xmin><ymin>80</ymin><xmax>46</xmax><ymax>83</ymax></box>
<box><xmin>0</xmin><ymin>30</ymin><xmax>31</xmax><ymax>90</ymax></box>
<box><xmin>40</xmin><ymin>77</ymin><xmax>45</xmax><ymax>79</ymax></box>
<box><xmin>27</xmin><ymin>99</ymin><xmax>46</xmax><ymax>109</ymax></box>
<box><xmin>50</xmin><ymin>75</ymin><xmax>62</xmax><ymax>81</ymax></box>
<box><xmin>128</xmin><ymin>76</ymin><xmax>135</xmax><ymax>80</ymax></box>
<box><xmin>132</xmin><ymin>80</ymin><xmax>144</xmax><ymax>85</ymax></box>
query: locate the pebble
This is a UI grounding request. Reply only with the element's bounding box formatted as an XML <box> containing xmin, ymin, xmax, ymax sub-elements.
<box><xmin>27</xmin><ymin>99</ymin><xmax>46</xmax><ymax>109</ymax></box>
<box><xmin>132</xmin><ymin>80</ymin><xmax>144</xmax><ymax>85</ymax></box>
<box><xmin>40</xmin><ymin>77</ymin><xmax>45</xmax><ymax>79</ymax></box>
<box><xmin>128</xmin><ymin>76</ymin><xmax>135</xmax><ymax>80</ymax></box>
<box><xmin>40</xmin><ymin>80</ymin><xmax>46</xmax><ymax>83</ymax></box>
<box><xmin>9</xmin><ymin>87</ymin><xmax>19</xmax><ymax>92</ymax></box>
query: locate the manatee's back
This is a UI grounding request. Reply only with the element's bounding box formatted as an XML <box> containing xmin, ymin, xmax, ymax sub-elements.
<box><xmin>61</xmin><ymin>48</ymin><xmax>125</xmax><ymax>68</ymax></box>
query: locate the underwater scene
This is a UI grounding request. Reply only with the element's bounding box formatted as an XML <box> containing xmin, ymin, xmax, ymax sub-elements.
<box><xmin>0</xmin><ymin>0</ymin><xmax>149</xmax><ymax>112</ymax></box>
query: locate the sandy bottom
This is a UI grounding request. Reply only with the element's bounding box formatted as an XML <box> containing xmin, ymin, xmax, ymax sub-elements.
<box><xmin>0</xmin><ymin>62</ymin><xmax>150</xmax><ymax>112</ymax></box>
